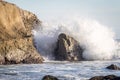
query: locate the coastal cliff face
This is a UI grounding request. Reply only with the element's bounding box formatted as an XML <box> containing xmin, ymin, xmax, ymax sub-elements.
<box><xmin>0</xmin><ymin>1</ymin><xmax>43</xmax><ymax>64</ymax></box>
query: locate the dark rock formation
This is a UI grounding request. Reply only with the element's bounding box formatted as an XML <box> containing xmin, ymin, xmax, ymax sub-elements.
<box><xmin>54</xmin><ymin>33</ymin><xmax>84</xmax><ymax>61</ymax></box>
<box><xmin>0</xmin><ymin>1</ymin><xmax>44</xmax><ymax>64</ymax></box>
<box><xmin>42</xmin><ymin>75</ymin><xmax>59</xmax><ymax>80</ymax></box>
<box><xmin>106</xmin><ymin>64</ymin><xmax>120</xmax><ymax>70</ymax></box>
<box><xmin>89</xmin><ymin>76</ymin><xmax>104</xmax><ymax>80</ymax></box>
<box><xmin>89</xmin><ymin>75</ymin><xmax>120</xmax><ymax>80</ymax></box>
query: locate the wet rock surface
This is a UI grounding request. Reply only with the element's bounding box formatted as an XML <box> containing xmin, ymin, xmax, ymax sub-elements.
<box><xmin>106</xmin><ymin>64</ymin><xmax>120</xmax><ymax>70</ymax></box>
<box><xmin>42</xmin><ymin>75</ymin><xmax>59</xmax><ymax>80</ymax></box>
<box><xmin>54</xmin><ymin>33</ymin><xmax>84</xmax><ymax>61</ymax></box>
<box><xmin>89</xmin><ymin>75</ymin><xmax>120</xmax><ymax>80</ymax></box>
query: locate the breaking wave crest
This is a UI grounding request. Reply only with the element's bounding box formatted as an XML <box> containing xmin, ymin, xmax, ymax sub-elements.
<box><xmin>33</xmin><ymin>17</ymin><xmax>120</xmax><ymax>60</ymax></box>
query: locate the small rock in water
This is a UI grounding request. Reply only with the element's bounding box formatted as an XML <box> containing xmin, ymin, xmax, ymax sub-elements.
<box><xmin>42</xmin><ymin>75</ymin><xmax>59</xmax><ymax>80</ymax></box>
<box><xmin>106</xmin><ymin>64</ymin><xmax>120</xmax><ymax>70</ymax></box>
<box><xmin>0</xmin><ymin>72</ymin><xmax>18</xmax><ymax>76</ymax></box>
<box><xmin>89</xmin><ymin>75</ymin><xmax>120</xmax><ymax>80</ymax></box>
<box><xmin>89</xmin><ymin>76</ymin><xmax>104</xmax><ymax>80</ymax></box>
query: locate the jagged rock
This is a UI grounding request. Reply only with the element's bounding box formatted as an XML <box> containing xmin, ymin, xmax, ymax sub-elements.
<box><xmin>89</xmin><ymin>75</ymin><xmax>120</xmax><ymax>80</ymax></box>
<box><xmin>42</xmin><ymin>75</ymin><xmax>59</xmax><ymax>80</ymax></box>
<box><xmin>54</xmin><ymin>33</ymin><xmax>84</xmax><ymax>61</ymax></box>
<box><xmin>106</xmin><ymin>64</ymin><xmax>120</xmax><ymax>70</ymax></box>
<box><xmin>0</xmin><ymin>1</ymin><xmax>44</xmax><ymax>64</ymax></box>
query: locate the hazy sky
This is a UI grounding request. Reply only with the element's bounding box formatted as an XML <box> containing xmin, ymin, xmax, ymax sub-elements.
<box><xmin>6</xmin><ymin>0</ymin><xmax>120</xmax><ymax>38</ymax></box>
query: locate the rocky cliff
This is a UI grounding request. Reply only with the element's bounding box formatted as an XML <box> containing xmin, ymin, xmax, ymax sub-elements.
<box><xmin>0</xmin><ymin>1</ymin><xmax>43</xmax><ymax>64</ymax></box>
<box><xmin>54</xmin><ymin>33</ymin><xmax>84</xmax><ymax>61</ymax></box>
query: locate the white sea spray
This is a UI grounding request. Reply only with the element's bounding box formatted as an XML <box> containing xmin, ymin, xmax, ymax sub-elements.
<box><xmin>33</xmin><ymin>16</ymin><xmax>117</xmax><ymax>60</ymax></box>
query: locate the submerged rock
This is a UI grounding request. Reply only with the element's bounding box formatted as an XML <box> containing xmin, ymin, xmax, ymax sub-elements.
<box><xmin>89</xmin><ymin>75</ymin><xmax>120</xmax><ymax>80</ymax></box>
<box><xmin>2</xmin><ymin>72</ymin><xmax>18</xmax><ymax>76</ymax></box>
<box><xmin>42</xmin><ymin>75</ymin><xmax>59</xmax><ymax>80</ymax></box>
<box><xmin>106</xmin><ymin>64</ymin><xmax>120</xmax><ymax>70</ymax></box>
<box><xmin>0</xmin><ymin>1</ymin><xmax>44</xmax><ymax>64</ymax></box>
<box><xmin>54</xmin><ymin>33</ymin><xmax>84</xmax><ymax>61</ymax></box>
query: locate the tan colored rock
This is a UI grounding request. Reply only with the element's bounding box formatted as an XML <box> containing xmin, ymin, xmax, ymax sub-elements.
<box><xmin>0</xmin><ymin>1</ymin><xmax>43</xmax><ymax>64</ymax></box>
<box><xmin>54</xmin><ymin>33</ymin><xmax>84</xmax><ymax>61</ymax></box>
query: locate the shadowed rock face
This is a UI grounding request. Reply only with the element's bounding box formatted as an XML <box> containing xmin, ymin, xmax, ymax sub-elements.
<box><xmin>54</xmin><ymin>33</ymin><xmax>84</xmax><ymax>61</ymax></box>
<box><xmin>0</xmin><ymin>1</ymin><xmax>43</xmax><ymax>64</ymax></box>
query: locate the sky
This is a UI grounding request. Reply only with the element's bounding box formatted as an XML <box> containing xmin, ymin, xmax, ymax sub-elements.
<box><xmin>6</xmin><ymin>0</ymin><xmax>120</xmax><ymax>38</ymax></box>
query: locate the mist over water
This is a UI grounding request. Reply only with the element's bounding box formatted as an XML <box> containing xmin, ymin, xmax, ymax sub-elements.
<box><xmin>33</xmin><ymin>16</ymin><xmax>119</xmax><ymax>61</ymax></box>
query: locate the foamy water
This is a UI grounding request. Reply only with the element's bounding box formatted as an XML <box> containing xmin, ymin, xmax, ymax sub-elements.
<box><xmin>0</xmin><ymin>61</ymin><xmax>120</xmax><ymax>80</ymax></box>
<box><xmin>33</xmin><ymin>17</ymin><xmax>118</xmax><ymax>61</ymax></box>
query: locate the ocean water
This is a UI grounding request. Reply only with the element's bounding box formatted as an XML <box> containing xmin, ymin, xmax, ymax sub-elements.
<box><xmin>1</xmin><ymin>17</ymin><xmax>120</xmax><ymax>80</ymax></box>
<box><xmin>0</xmin><ymin>60</ymin><xmax>120</xmax><ymax>80</ymax></box>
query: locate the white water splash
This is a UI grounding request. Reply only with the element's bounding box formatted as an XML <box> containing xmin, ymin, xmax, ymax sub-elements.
<box><xmin>33</xmin><ymin>16</ymin><xmax>117</xmax><ymax>60</ymax></box>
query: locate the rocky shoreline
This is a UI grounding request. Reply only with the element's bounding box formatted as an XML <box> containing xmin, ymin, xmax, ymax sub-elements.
<box><xmin>0</xmin><ymin>1</ymin><xmax>120</xmax><ymax>80</ymax></box>
<box><xmin>0</xmin><ymin>1</ymin><xmax>85</xmax><ymax>64</ymax></box>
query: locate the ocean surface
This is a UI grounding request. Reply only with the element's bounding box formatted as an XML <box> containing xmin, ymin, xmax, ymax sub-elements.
<box><xmin>0</xmin><ymin>60</ymin><xmax>120</xmax><ymax>80</ymax></box>
<box><xmin>1</xmin><ymin>17</ymin><xmax>120</xmax><ymax>80</ymax></box>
